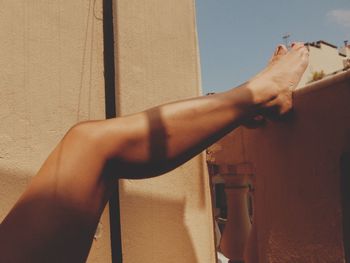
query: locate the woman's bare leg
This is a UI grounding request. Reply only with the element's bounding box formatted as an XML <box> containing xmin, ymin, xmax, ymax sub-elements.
<box><xmin>0</xmin><ymin>43</ymin><xmax>308</xmax><ymax>262</ymax></box>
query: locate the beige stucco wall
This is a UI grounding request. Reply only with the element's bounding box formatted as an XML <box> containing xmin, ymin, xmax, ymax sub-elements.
<box><xmin>114</xmin><ymin>0</ymin><xmax>216</xmax><ymax>262</ymax></box>
<box><xmin>0</xmin><ymin>1</ymin><xmax>111</xmax><ymax>262</ymax></box>
<box><xmin>210</xmin><ymin>70</ymin><xmax>350</xmax><ymax>262</ymax></box>
<box><xmin>299</xmin><ymin>43</ymin><xmax>348</xmax><ymax>87</ymax></box>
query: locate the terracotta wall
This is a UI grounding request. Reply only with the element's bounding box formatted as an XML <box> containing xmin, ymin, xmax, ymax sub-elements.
<box><xmin>210</xmin><ymin>71</ymin><xmax>350</xmax><ymax>262</ymax></box>
<box><xmin>114</xmin><ymin>0</ymin><xmax>216</xmax><ymax>262</ymax></box>
<box><xmin>0</xmin><ymin>1</ymin><xmax>111</xmax><ymax>262</ymax></box>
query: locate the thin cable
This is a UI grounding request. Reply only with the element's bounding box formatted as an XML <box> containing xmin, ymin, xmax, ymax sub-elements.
<box><xmin>76</xmin><ymin>0</ymin><xmax>93</xmax><ymax>122</ymax></box>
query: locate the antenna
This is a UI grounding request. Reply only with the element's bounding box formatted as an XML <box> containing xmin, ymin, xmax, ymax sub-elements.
<box><xmin>282</xmin><ymin>33</ymin><xmax>291</xmax><ymax>48</ymax></box>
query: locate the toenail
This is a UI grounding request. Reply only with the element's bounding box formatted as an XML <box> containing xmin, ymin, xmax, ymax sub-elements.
<box><xmin>275</xmin><ymin>45</ymin><xmax>283</xmax><ymax>54</ymax></box>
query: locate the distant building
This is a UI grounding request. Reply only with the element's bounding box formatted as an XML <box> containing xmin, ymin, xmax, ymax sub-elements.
<box><xmin>298</xmin><ymin>40</ymin><xmax>350</xmax><ymax>87</ymax></box>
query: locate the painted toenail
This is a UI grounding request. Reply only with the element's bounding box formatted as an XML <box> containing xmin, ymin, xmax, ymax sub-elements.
<box><xmin>275</xmin><ymin>45</ymin><xmax>283</xmax><ymax>54</ymax></box>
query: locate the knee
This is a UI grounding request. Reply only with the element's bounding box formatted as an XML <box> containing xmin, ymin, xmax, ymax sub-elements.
<box><xmin>68</xmin><ymin>121</ymin><xmax>101</xmax><ymax>138</ymax></box>
<box><xmin>66</xmin><ymin>118</ymin><xmax>131</xmax><ymax>161</ymax></box>
<box><xmin>63</xmin><ymin>121</ymin><xmax>106</xmax><ymax>155</ymax></box>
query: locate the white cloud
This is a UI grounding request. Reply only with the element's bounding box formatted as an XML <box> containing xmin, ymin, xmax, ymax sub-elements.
<box><xmin>327</xmin><ymin>9</ymin><xmax>350</xmax><ymax>27</ymax></box>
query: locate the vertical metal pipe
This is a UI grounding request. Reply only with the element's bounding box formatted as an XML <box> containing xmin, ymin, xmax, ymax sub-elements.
<box><xmin>102</xmin><ymin>0</ymin><xmax>123</xmax><ymax>262</ymax></box>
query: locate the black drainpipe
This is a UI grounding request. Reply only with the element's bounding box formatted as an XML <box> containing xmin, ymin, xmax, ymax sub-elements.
<box><xmin>102</xmin><ymin>0</ymin><xmax>123</xmax><ymax>262</ymax></box>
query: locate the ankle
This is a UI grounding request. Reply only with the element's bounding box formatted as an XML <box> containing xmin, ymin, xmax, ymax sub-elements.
<box><xmin>246</xmin><ymin>77</ymin><xmax>278</xmax><ymax>107</ymax></box>
<box><xmin>223</xmin><ymin>83</ymin><xmax>262</xmax><ymax>120</ymax></box>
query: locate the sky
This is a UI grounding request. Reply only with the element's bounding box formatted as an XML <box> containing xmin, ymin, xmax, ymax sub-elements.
<box><xmin>195</xmin><ymin>0</ymin><xmax>350</xmax><ymax>93</ymax></box>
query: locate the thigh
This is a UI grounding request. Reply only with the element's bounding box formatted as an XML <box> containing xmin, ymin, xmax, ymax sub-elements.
<box><xmin>0</xmin><ymin>121</ymin><xmax>116</xmax><ymax>263</ymax></box>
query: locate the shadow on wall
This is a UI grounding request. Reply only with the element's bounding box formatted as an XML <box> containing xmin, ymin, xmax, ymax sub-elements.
<box><xmin>119</xmin><ymin>190</ymin><xmax>199</xmax><ymax>263</ymax></box>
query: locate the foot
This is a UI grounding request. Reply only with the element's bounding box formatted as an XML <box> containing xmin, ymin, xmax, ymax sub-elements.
<box><xmin>242</xmin><ymin>44</ymin><xmax>293</xmax><ymax>127</ymax></box>
<box><xmin>248</xmin><ymin>42</ymin><xmax>309</xmax><ymax>117</ymax></box>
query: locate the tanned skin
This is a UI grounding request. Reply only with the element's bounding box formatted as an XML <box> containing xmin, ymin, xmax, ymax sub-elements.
<box><xmin>0</xmin><ymin>43</ymin><xmax>308</xmax><ymax>262</ymax></box>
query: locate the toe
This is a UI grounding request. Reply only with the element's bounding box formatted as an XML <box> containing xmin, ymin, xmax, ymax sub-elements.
<box><xmin>291</xmin><ymin>42</ymin><xmax>305</xmax><ymax>50</ymax></box>
<box><xmin>276</xmin><ymin>44</ymin><xmax>288</xmax><ymax>55</ymax></box>
<box><xmin>269</xmin><ymin>44</ymin><xmax>288</xmax><ymax>64</ymax></box>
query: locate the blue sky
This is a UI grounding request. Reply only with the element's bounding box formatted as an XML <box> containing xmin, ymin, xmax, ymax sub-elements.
<box><xmin>195</xmin><ymin>0</ymin><xmax>350</xmax><ymax>93</ymax></box>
